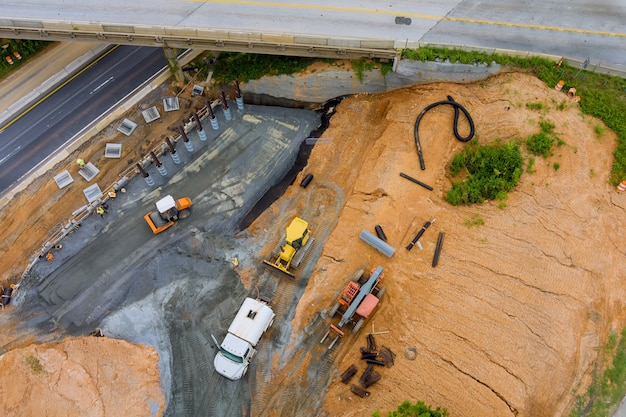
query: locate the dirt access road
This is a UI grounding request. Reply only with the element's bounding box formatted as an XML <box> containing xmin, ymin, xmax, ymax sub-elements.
<box><xmin>1</xmin><ymin>67</ymin><xmax>626</xmax><ymax>417</ymax></box>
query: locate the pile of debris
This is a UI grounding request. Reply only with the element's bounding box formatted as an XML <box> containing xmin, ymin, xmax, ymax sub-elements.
<box><xmin>339</xmin><ymin>333</ymin><xmax>396</xmax><ymax>398</ymax></box>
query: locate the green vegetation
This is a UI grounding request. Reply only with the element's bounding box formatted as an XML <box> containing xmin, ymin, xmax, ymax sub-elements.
<box><xmin>374</xmin><ymin>400</ymin><xmax>448</xmax><ymax>417</ymax></box>
<box><xmin>595</xmin><ymin>123</ymin><xmax>606</xmax><ymax>138</ymax></box>
<box><xmin>526</xmin><ymin>119</ymin><xmax>559</xmax><ymax>157</ymax></box>
<box><xmin>212</xmin><ymin>52</ymin><xmax>319</xmax><ymax>83</ymax></box>
<box><xmin>352</xmin><ymin>58</ymin><xmax>376</xmax><ymax>82</ymax></box>
<box><xmin>526</xmin><ymin>102</ymin><xmax>544</xmax><ymax>110</ymax></box>
<box><xmin>446</xmin><ymin>140</ymin><xmax>523</xmax><ymax>205</ymax></box>
<box><xmin>380</xmin><ymin>60</ymin><xmax>394</xmax><ymax>78</ymax></box>
<box><xmin>0</xmin><ymin>39</ymin><xmax>51</xmax><ymax>79</ymax></box>
<box><xmin>464</xmin><ymin>214</ymin><xmax>485</xmax><ymax>227</ymax></box>
<box><xmin>25</xmin><ymin>355</ymin><xmax>44</xmax><ymax>374</ymax></box>
<box><xmin>553</xmin><ymin>162</ymin><xmax>560</xmax><ymax>171</ymax></box>
<box><xmin>527</xmin><ymin>157</ymin><xmax>536</xmax><ymax>174</ymax></box>
<box><xmin>569</xmin><ymin>329</ymin><xmax>626</xmax><ymax>417</ymax></box>
<box><xmin>402</xmin><ymin>45</ymin><xmax>626</xmax><ymax>185</ymax></box>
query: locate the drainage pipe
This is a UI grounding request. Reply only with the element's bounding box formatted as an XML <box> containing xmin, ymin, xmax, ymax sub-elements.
<box><xmin>300</xmin><ymin>173</ymin><xmax>313</xmax><ymax>188</ymax></box>
<box><xmin>359</xmin><ymin>230</ymin><xmax>395</xmax><ymax>258</ymax></box>
<box><xmin>406</xmin><ymin>219</ymin><xmax>435</xmax><ymax>251</ymax></box>
<box><xmin>399</xmin><ymin>172</ymin><xmax>433</xmax><ymax>191</ymax></box>
<box><xmin>432</xmin><ymin>232</ymin><xmax>445</xmax><ymax>267</ymax></box>
<box><xmin>414</xmin><ymin>95</ymin><xmax>474</xmax><ymax>170</ymax></box>
<box><xmin>374</xmin><ymin>225</ymin><xmax>387</xmax><ymax>242</ymax></box>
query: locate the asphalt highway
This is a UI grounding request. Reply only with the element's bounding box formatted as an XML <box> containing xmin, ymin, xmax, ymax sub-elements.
<box><xmin>0</xmin><ymin>45</ymin><xmax>167</xmax><ymax>193</ymax></box>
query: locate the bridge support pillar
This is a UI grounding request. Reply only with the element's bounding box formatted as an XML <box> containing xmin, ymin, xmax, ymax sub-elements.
<box><xmin>163</xmin><ymin>47</ymin><xmax>184</xmax><ymax>83</ymax></box>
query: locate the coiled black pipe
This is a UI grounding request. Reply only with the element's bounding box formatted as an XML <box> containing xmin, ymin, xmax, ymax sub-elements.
<box><xmin>414</xmin><ymin>95</ymin><xmax>475</xmax><ymax>170</ymax></box>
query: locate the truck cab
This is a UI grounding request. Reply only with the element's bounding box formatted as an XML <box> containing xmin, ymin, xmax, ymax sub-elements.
<box><xmin>213</xmin><ymin>297</ymin><xmax>275</xmax><ymax>380</ymax></box>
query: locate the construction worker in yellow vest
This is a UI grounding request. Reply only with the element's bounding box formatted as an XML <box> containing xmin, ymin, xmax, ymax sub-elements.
<box><xmin>96</xmin><ymin>206</ymin><xmax>105</xmax><ymax>217</ymax></box>
<box><xmin>77</xmin><ymin>158</ymin><xmax>85</xmax><ymax>168</ymax></box>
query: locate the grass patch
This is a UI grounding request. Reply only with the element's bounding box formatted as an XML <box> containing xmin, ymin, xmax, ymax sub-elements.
<box><xmin>464</xmin><ymin>214</ymin><xmax>485</xmax><ymax>227</ymax></box>
<box><xmin>526</xmin><ymin>102</ymin><xmax>544</xmax><ymax>110</ymax></box>
<box><xmin>446</xmin><ymin>140</ymin><xmax>523</xmax><ymax>205</ymax></box>
<box><xmin>374</xmin><ymin>400</ymin><xmax>448</xmax><ymax>417</ymax></box>
<box><xmin>595</xmin><ymin>123</ymin><xmax>606</xmax><ymax>138</ymax></box>
<box><xmin>570</xmin><ymin>329</ymin><xmax>626</xmax><ymax>417</ymax></box>
<box><xmin>554</xmin><ymin>162</ymin><xmax>561</xmax><ymax>171</ymax></box>
<box><xmin>352</xmin><ymin>58</ymin><xmax>376</xmax><ymax>82</ymax></box>
<box><xmin>0</xmin><ymin>39</ymin><xmax>51</xmax><ymax>80</ymax></box>
<box><xmin>25</xmin><ymin>355</ymin><xmax>44</xmax><ymax>374</ymax></box>
<box><xmin>212</xmin><ymin>52</ymin><xmax>320</xmax><ymax>83</ymax></box>
<box><xmin>527</xmin><ymin>119</ymin><xmax>559</xmax><ymax>157</ymax></box>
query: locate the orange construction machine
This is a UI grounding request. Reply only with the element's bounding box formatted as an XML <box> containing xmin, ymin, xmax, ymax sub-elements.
<box><xmin>143</xmin><ymin>195</ymin><xmax>192</xmax><ymax>234</ymax></box>
<box><xmin>321</xmin><ymin>266</ymin><xmax>386</xmax><ymax>349</ymax></box>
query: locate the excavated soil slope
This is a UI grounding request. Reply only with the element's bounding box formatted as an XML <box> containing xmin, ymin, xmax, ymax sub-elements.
<box><xmin>1</xmin><ymin>70</ymin><xmax>625</xmax><ymax>417</ymax></box>
<box><xmin>247</xmin><ymin>72</ymin><xmax>625</xmax><ymax>417</ymax></box>
<box><xmin>0</xmin><ymin>337</ymin><xmax>163</xmax><ymax>417</ymax></box>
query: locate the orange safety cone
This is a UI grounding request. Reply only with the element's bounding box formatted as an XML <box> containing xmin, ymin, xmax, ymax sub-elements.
<box><xmin>13</xmin><ymin>50</ymin><xmax>21</xmax><ymax>60</ymax></box>
<box><xmin>617</xmin><ymin>180</ymin><xmax>626</xmax><ymax>193</ymax></box>
<box><xmin>5</xmin><ymin>55</ymin><xmax>13</xmax><ymax>65</ymax></box>
<box><xmin>567</xmin><ymin>87</ymin><xmax>577</xmax><ymax>98</ymax></box>
<box><xmin>554</xmin><ymin>80</ymin><xmax>565</xmax><ymax>91</ymax></box>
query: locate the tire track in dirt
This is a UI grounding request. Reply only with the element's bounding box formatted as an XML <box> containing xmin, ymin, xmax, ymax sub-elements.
<box><xmin>248</xmin><ymin>180</ymin><xmax>345</xmax><ymax>416</ymax></box>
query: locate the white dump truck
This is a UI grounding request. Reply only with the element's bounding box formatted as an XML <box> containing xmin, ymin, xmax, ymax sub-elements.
<box><xmin>212</xmin><ymin>297</ymin><xmax>275</xmax><ymax>380</ymax></box>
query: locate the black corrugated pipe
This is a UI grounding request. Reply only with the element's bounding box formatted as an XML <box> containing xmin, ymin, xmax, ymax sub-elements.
<box><xmin>414</xmin><ymin>95</ymin><xmax>474</xmax><ymax>170</ymax></box>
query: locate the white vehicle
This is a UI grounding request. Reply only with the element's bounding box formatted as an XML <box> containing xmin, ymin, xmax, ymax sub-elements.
<box><xmin>213</xmin><ymin>297</ymin><xmax>275</xmax><ymax>380</ymax></box>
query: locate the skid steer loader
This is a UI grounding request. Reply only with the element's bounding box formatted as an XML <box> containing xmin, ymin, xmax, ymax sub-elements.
<box><xmin>263</xmin><ymin>217</ymin><xmax>314</xmax><ymax>279</ymax></box>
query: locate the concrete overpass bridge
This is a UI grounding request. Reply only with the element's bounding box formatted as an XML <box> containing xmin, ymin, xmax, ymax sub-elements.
<box><xmin>1</xmin><ymin>0</ymin><xmax>625</xmax><ymax>74</ymax></box>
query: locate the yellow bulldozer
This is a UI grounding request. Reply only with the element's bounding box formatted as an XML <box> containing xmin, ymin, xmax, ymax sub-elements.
<box><xmin>263</xmin><ymin>217</ymin><xmax>314</xmax><ymax>279</ymax></box>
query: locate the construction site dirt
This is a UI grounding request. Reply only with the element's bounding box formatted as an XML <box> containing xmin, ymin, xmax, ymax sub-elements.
<box><xmin>1</xmin><ymin>66</ymin><xmax>626</xmax><ymax>417</ymax></box>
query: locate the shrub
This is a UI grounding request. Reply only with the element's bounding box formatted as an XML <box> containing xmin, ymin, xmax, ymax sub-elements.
<box><xmin>446</xmin><ymin>140</ymin><xmax>523</xmax><ymax>205</ymax></box>
<box><xmin>527</xmin><ymin>132</ymin><xmax>555</xmax><ymax>157</ymax></box>
<box><xmin>377</xmin><ymin>400</ymin><xmax>448</xmax><ymax>417</ymax></box>
<box><xmin>527</xmin><ymin>119</ymin><xmax>559</xmax><ymax>157</ymax></box>
<box><xmin>212</xmin><ymin>52</ymin><xmax>318</xmax><ymax>83</ymax></box>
